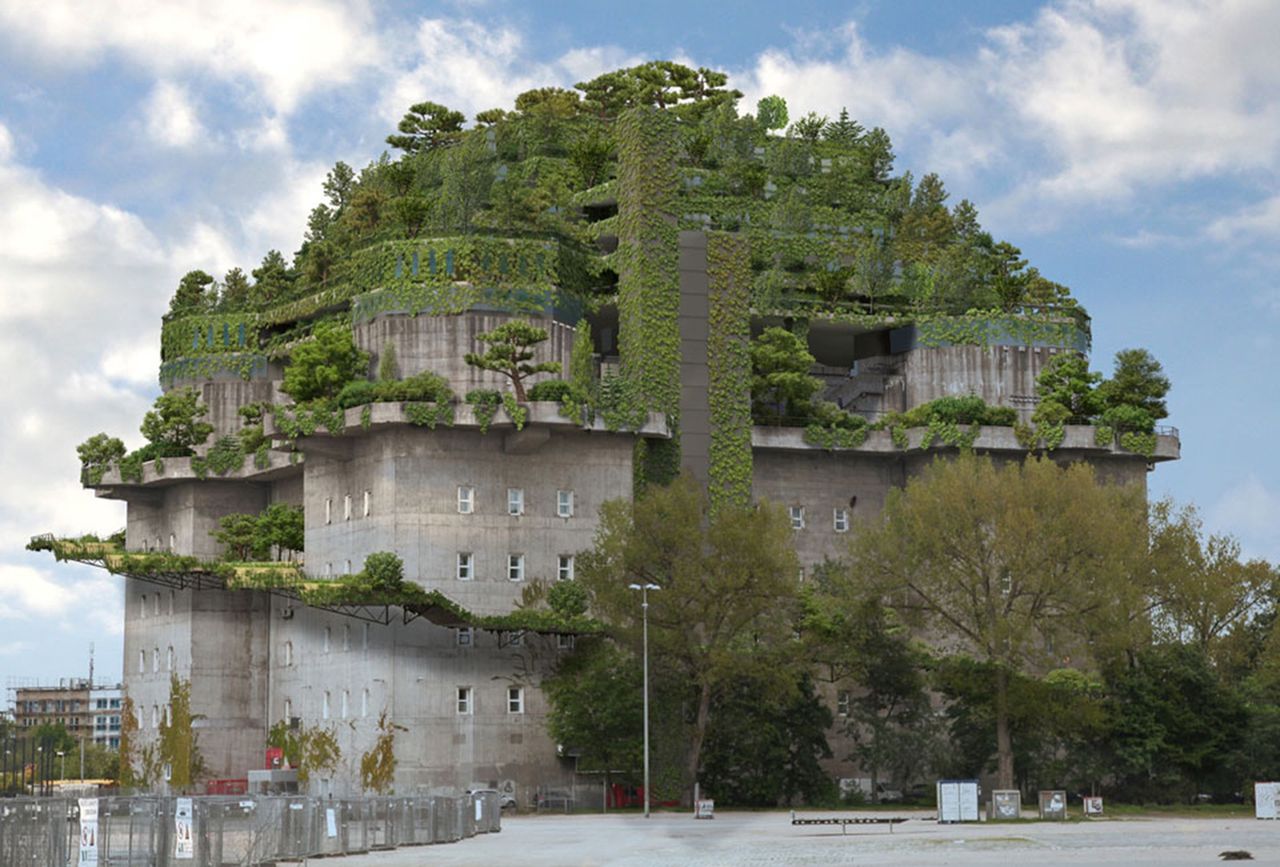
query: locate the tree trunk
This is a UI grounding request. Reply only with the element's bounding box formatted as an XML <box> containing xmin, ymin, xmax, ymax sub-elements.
<box><xmin>684</xmin><ymin>680</ymin><xmax>713</xmax><ymax>807</ymax></box>
<box><xmin>994</xmin><ymin>665</ymin><xmax>1015</xmax><ymax>790</ymax></box>
<box><xmin>510</xmin><ymin>367</ymin><xmax>527</xmax><ymax>403</ymax></box>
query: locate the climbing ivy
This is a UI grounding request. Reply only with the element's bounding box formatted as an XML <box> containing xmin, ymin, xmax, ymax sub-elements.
<box><xmin>706</xmin><ymin>231</ymin><xmax>753</xmax><ymax>511</ymax></box>
<box><xmin>465</xmin><ymin>389</ymin><xmax>502</xmax><ymax>433</ymax></box>
<box><xmin>404</xmin><ymin>401</ymin><xmax>455</xmax><ymax>429</ymax></box>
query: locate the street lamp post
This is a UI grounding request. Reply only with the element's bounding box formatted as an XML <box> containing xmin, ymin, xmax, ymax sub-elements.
<box><xmin>628</xmin><ymin>582</ymin><xmax>660</xmax><ymax>819</ymax></box>
<box><xmin>57</xmin><ymin>750</ymin><xmax>65</xmax><ymax>782</ymax></box>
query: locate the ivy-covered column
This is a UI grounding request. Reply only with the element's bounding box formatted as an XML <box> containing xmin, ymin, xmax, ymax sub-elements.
<box><xmin>706</xmin><ymin>231</ymin><xmax>753</xmax><ymax>512</ymax></box>
<box><xmin>616</xmin><ymin>106</ymin><xmax>681</xmax><ymax>488</ymax></box>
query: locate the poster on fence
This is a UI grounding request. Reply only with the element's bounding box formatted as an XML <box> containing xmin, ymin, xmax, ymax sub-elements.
<box><xmin>174</xmin><ymin>797</ymin><xmax>194</xmax><ymax>860</ymax></box>
<box><xmin>78</xmin><ymin>798</ymin><xmax>98</xmax><ymax>866</ymax></box>
<box><xmin>327</xmin><ymin>807</ymin><xmax>338</xmax><ymax>838</ymax></box>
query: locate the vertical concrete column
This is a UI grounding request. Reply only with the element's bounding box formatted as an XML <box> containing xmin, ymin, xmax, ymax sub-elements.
<box><xmin>678</xmin><ymin>231</ymin><xmax>711</xmax><ymax>484</ymax></box>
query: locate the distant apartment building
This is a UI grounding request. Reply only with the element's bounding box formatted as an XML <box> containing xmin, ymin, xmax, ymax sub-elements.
<box><xmin>13</xmin><ymin>680</ymin><xmax>123</xmax><ymax>748</ymax></box>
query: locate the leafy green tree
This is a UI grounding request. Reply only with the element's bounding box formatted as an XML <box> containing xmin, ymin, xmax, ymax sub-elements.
<box><xmin>1097</xmin><ymin>348</ymin><xmax>1170</xmax><ymax>422</ymax></box>
<box><xmin>386</xmin><ymin>101</ymin><xmax>466</xmax><ymax>153</ymax></box>
<box><xmin>360</xmin><ymin>710</ymin><xmax>406</xmax><ymax>793</ymax></box>
<box><xmin>213</xmin><ymin>513</ymin><xmax>264</xmax><ymax>561</ymax></box>
<box><xmin>76</xmin><ymin>433</ymin><xmax>126</xmax><ymax>483</ymax></box>
<box><xmin>464</xmin><ymin>321</ymin><xmax>561</xmax><ymax>403</ymax></box>
<box><xmin>700</xmin><ymin>673</ymin><xmax>833</xmax><ymax>806</ymax></box>
<box><xmin>258</xmin><ymin>503</ymin><xmax>304</xmax><ymax>558</ymax></box>
<box><xmin>750</xmin><ymin>327</ymin><xmax>820</xmax><ymax>425</ymax></box>
<box><xmin>788</xmin><ymin>112</ymin><xmax>828</xmax><ymax>143</ymax></box>
<box><xmin>159</xmin><ymin>674</ymin><xmax>204</xmax><ymax>788</ymax></box>
<box><xmin>580</xmin><ymin>474</ymin><xmax>803</xmax><ymax>804</ymax></box>
<box><xmin>33</xmin><ymin>722</ymin><xmax>76</xmax><ymax>753</ymax></box>
<box><xmin>281</xmin><ymin>322</ymin><xmax>369</xmax><ymax>403</ymax></box>
<box><xmin>848</xmin><ymin>454</ymin><xmax>1146</xmax><ymax>790</ymax></box>
<box><xmin>140</xmin><ymin>387</ymin><xmax>213</xmax><ymax>456</ymax></box>
<box><xmin>269</xmin><ymin>720</ymin><xmax>341</xmax><ymax>785</ymax></box>
<box><xmin>168</xmin><ymin>270</ymin><xmax>214</xmax><ymax>317</ymax></box>
<box><xmin>756</xmin><ymin>95</ymin><xmax>789</xmax><ymax>131</ymax></box>
<box><xmin>1034</xmin><ymin>353</ymin><xmax>1102</xmax><ymax>424</ymax></box>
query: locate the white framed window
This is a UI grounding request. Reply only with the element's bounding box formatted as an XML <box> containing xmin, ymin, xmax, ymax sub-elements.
<box><xmin>508</xmin><ymin>553</ymin><xmax>525</xmax><ymax>582</ymax></box>
<box><xmin>833</xmin><ymin>508</ymin><xmax>849</xmax><ymax>532</ymax></box>
<box><xmin>789</xmin><ymin>505</ymin><xmax>805</xmax><ymax>530</ymax></box>
<box><xmin>457</xmin><ymin>552</ymin><xmax>474</xmax><ymax>581</ymax></box>
<box><xmin>457</xmin><ymin>485</ymin><xmax>474</xmax><ymax>514</ymax></box>
<box><xmin>343</xmin><ymin>494</ymin><xmax>351</xmax><ymax>521</ymax></box>
<box><xmin>153</xmin><ymin>594</ymin><xmax>160</xmax><ymax>616</ymax></box>
<box><xmin>341</xmin><ymin>690</ymin><xmax>349</xmax><ymax>719</ymax></box>
<box><xmin>363</xmin><ymin>490</ymin><xmax>371</xmax><ymax>517</ymax></box>
<box><xmin>507</xmin><ymin>488</ymin><xmax>524</xmax><ymax>516</ymax></box>
<box><xmin>557</xmin><ymin>555</ymin><xmax>575</xmax><ymax>581</ymax></box>
<box><xmin>457</xmin><ymin>627</ymin><xmax>473</xmax><ymax>647</ymax></box>
<box><xmin>284</xmin><ymin>699</ymin><xmax>292</xmax><ymax>721</ymax></box>
<box><xmin>166</xmin><ymin>646</ymin><xmax>174</xmax><ymax>671</ymax></box>
<box><xmin>168</xmin><ymin>533</ymin><xmax>175</xmax><ymax>553</ymax></box>
<box><xmin>557</xmin><ymin>634</ymin><xmax>575</xmax><ymax>650</ymax></box>
<box><xmin>556</xmin><ymin>489</ymin><xmax>574</xmax><ymax>518</ymax></box>
<box><xmin>151</xmin><ymin>705</ymin><xmax>159</xmax><ymax>728</ymax></box>
<box><xmin>507</xmin><ymin>687</ymin><xmax>524</xmax><ymax>714</ymax></box>
<box><xmin>361</xmin><ymin>689</ymin><xmax>369</xmax><ymax>718</ymax></box>
<box><xmin>284</xmin><ymin>641</ymin><xmax>293</xmax><ymax>667</ymax></box>
<box><xmin>342</xmin><ymin>624</ymin><xmax>350</xmax><ymax>652</ymax></box>
<box><xmin>322</xmin><ymin>691</ymin><xmax>330</xmax><ymax>720</ymax></box>
<box><xmin>152</xmin><ymin>648</ymin><xmax>159</xmax><ymax>673</ymax></box>
<box><xmin>325</xmin><ymin>497</ymin><xmax>332</xmax><ymax>524</ymax></box>
<box><xmin>139</xmin><ymin>594</ymin><xmax>147</xmax><ymax>619</ymax></box>
<box><xmin>323</xmin><ymin>626</ymin><xmax>331</xmax><ymax>654</ymax></box>
<box><xmin>837</xmin><ymin>690</ymin><xmax>850</xmax><ymax>717</ymax></box>
<box><xmin>138</xmin><ymin>650</ymin><xmax>145</xmax><ymax>674</ymax></box>
<box><xmin>457</xmin><ymin>686</ymin><xmax>473</xmax><ymax>715</ymax></box>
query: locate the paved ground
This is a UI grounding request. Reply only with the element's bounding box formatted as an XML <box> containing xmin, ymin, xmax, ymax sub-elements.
<box><xmin>326</xmin><ymin>809</ymin><xmax>1280</xmax><ymax>866</ymax></box>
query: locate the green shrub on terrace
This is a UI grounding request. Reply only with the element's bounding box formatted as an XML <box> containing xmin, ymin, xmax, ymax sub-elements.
<box><xmin>527</xmin><ymin>378</ymin><xmax>574</xmax><ymax>401</ymax></box>
<box><xmin>77</xmin><ymin>433</ymin><xmax>126</xmax><ymax>484</ymax></box>
<box><xmin>877</xmin><ymin>395</ymin><xmax>1016</xmax><ymax>432</ymax></box>
<box><xmin>335</xmin><ymin>370</ymin><xmax>453</xmax><ymax>408</ymax></box>
<box><xmin>140</xmin><ymin>387</ymin><xmax>214</xmax><ymax>456</ymax></box>
<box><xmin>282</xmin><ymin>322</ymin><xmax>370</xmax><ymax>403</ymax></box>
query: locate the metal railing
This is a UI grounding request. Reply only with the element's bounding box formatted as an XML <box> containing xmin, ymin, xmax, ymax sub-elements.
<box><xmin>0</xmin><ymin>791</ymin><xmax>500</xmax><ymax>866</ymax></box>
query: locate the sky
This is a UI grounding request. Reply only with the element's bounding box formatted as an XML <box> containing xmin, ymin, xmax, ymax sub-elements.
<box><xmin>1</xmin><ymin>0</ymin><xmax>1278</xmax><ymax>689</ymax></box>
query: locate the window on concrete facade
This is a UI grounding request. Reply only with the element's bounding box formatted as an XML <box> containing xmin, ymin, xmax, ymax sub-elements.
<box><xmin>323</xmin><ymin>627</ymin><xmax>331</xmax><ymax>654</ymax></box>
<box><xmin>284</xmin><ymin>699</ymin><xmax>291</xmax><ymax>721</ymax></box>
<box><xmin>151</xmin><ymin>705</ymin><xmax>158</xmax><ymax>728</ymax></box>
<box><xmin>342</xmin><ymin>624</ymin><xmax>350</xmax><ymax>652</ymax></box>
<box><xmin>507</xmin><ymin>488</ymin><xmax>524</xmax><ymax>516</ymax></box>
<box><xmin>343</xmin><ymin>494</ymin><xmax>351</xmax><ymax>521</ymax></box>
<box><xmin>325</xmin><ymin>498</ymin><xmax>332</xmax><ymax>524</ymax></box>
<box><xmin>325</xmin><ymin>562</ymin><xmax>332</xmax><ymax>577</ymax></box>
<box><xmin>507</xmin><ymin>687</ymin><xmax>524</xmax><ymax>714</ymax></box>
<box><xmin>168</xmin><ymin>590</ymin><xmax>175</xmax><ymax>615</ymax></box>
<box><xmin>457</xmin><ymin>627</ymin><xmax>473</xmax><ymax>647</ymax></box>
<box><xmin>155</xmin><ymin>537</ymin><xmax>161</xmax><ymax>552</ymax></box>
<box><xmin>140</xmin><ymin>594</ymin><xmax>147</xmax><ymax>618</ymax></box>
<box><xmin>168</xmin><ymin>534</ymin><xmax>175</xmax><ymax>553</ymax></box>
<box><xmin>557</xmin><ymin>555</ymin><xmax>574</xmax><ymax>581</ymax></box>
<box><xmin>284</xmin><ymin>641</ymin><xmax>293</xmax><ymax>667</ymax></box>
<box><xmin>508</xmin><ymin>554</ymin><xmax>524</xmax><ymax>582</ymax></box>
<box><xmin>837</xmin><ymin>691</ymin><xmax>850</xmax><ymax>717</ymax></box>
<box><xmin>138</xmin><ymin>650</ymin><xmax>145</xmax><ymax>674</ymax></box>
<box><xmin>341</xmin><ymin>690</ymin><xmax>349</xmax><ymax>719</ymax></box>
<box><xmin>363</xmin><ymin>490</ymin><xmax>370</xmax><ymax>517</ymax></box>
<box><xmin>322</xmin><ymin>691</ymin><xmax>330</xmax><ymax>720</ymax></box>
<box><xmin>361</xmin><ymin>689</ymin><xmax>369</xmax><ymax>718</ymax></box>
<box><xmin>344</xmin><ymin>560</ymin><xmax>352</xmax><ymax>575</ymax></box>
<box><xmin>166</xmin><ymin>647</ymin><xmax>174</xmax><ymax>671</ymax></box>
<box><xmin>457</xmin><ymin>552</ymin><xmax>474</xmax><ymax>580</ymax></box>
<box><xmin>457</xmin><ymin>485</ymin><xmax>474</xmax><ymax>514</ymax></box>
<box><xmin>789</xmin><ymin>506</ymin><xmax>805</xmax><ymax>530</ymax></box>
<box><xmin>362</xmin><ymin>623</ymin><xmax>369</xmax><ymax>651</ymax></box>
<box><xmin>557</xmin><ymin>634</ymin><xmax>575</xmax><ymax>650</ymax></box>
<box><xmin>833</xmin><ymin>508</ymin><xmax>849</xmax><ymax>532</ymax></box>
<box><xmin>154</xmin><ymin>594</ymin><xmax>160</xmax><ymax>616</ymax></box>
<box><xmin>152</xmin><ymin>648</ymin><xmax>159</xmax><ymax>673</ymax></box>
<box><xmin>457</xmin><ymin>686</ymin><xmax>472</xmax><ymax>715</ymax></box>
<box><xmin>557</xmin><ymin>489</ymin><xmax>574</xmax><ymax>518</ymax></box>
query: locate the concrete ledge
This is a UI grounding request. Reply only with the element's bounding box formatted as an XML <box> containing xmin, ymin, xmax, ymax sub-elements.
<box><xmin>752</xmin><ymin>424</ymin><xmax>1179</xmax><ymax>461</ymax></box>
<box><xmin>91</xmin><ymin>449</ymin><xmax>302</xmax><ymax>489</ymax></box>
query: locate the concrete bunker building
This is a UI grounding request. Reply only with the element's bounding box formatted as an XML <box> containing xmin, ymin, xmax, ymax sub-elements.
<box><xmin>40</xmin><ymin>99</ymin><xmax>1178</xmax><ymax>800</ymax></box>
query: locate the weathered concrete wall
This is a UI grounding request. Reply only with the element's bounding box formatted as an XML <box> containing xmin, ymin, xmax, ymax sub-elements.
<box><xmin>354</xmin><ymin>312</ymin><xmax>574</xmax><ymax>398</ymax></box>
<box><xmin>190</xmin><ymin>378</ymin><xmax>285</xmax><ymax>444</ymax></box>
<box><xmin>303</xmin><ymin>425</ymin><xmax>634</xmax><ymax>616</ymax></box>
<box><xmin>900</xmin><ymin>344</ymin><xmax>1072</xmax><ymax>418</ymax></box>
<box><xmin>126</xmin><ymin>482</ymin><xmax>269</xmax><ymax>559</ymax></box>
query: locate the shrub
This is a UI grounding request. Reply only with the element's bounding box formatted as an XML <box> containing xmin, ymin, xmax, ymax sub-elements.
<box><xmin>1099</xmin><ymin>403</ymin><xmax>1154</xmax><ymax>433</ymax></box>
<box><xmin>337</xmin><ymin>380</ymin><xmax>379</xmax><ymax>409</ymax></box>
<box><xmin>363</xmin><ymin>552</ymin><xmax>405</xmax><ymax>590</ymax></box>
<box><xmin>528</xmin><ymin>379</ymin><xmax>574</xmax><ymax>401</ymax></box>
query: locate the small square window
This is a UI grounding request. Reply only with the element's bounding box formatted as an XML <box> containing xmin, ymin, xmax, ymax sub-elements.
<box><xmin>457</xmin><ymin>485</ymin><xmax>474</xmax><ymax>514</ymax></box>
<box><xmin>556</xmin><ymin>489</ymin><xmax>574</xmax><ymax>518</ymax></box>
<box><xmin>457</xmin><ymin>627</ymin><xmax>473</xmax><ymax>647</ymax></box>
<box><xmin>834</xmin><ymin>508</ymin><xmax>849</xmax><ymax>532</ymax></box>
<box><xmin>557</xmin><ymin>555</ymin><xmax>575</xmax><ymax>581</ymax></box>
<box><xmin>789</xmin><ymin>506</ymin><xmax>805</xmax><ymax>530</ymax></box>
<box><xmin>457</xmin><ymin>553</ymin><xmax>474</xmax><ymax>581</ymax></box>
<box><xmin>507</xmin><ymin>488</ymin><xmax>524</xmax><ymax>516</ymax></box>
<box><xmin>363</xmin><ymin>490</ymin><xmax>371</xmax><ymax>517</ymax></box>
<box><xmin>457</xmin><ymin>686</ymin><xmax>473</xmax><ymax>715</ymax></box>
<box><xmin>508</xmin><ymin>554</ymin><xmax>525</xmax><ymax>582</ymax></box>
<box><xmin>507</xmin><ymin>687</ymin><xmax>524</xmax><ymax>714</ymax></box>
<box><xmin>557</xmin><ymin>634</ymin><xmax>575</xmax><ymax>650</ymax></box>
<box><xmin>343</xmin><ymin>495</ymin><xmax>351</xmax><ymax>521</ymax></box>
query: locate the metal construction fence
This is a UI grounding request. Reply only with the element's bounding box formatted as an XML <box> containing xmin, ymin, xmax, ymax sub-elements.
<box><xmin>0</xmin><ymin>791</ymin><xmax>500</xmax><ymax>866</ymax></box>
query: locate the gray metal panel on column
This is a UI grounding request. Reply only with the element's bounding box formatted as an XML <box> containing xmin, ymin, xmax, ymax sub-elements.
<box><xmin>679</xmin><ymin>231</ymin><xmax>711</xmax><ymax>483</ymax></box>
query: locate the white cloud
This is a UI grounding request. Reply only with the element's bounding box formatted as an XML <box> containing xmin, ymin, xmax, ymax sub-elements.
<box><xmin>381</xmin><ymin>18</ymin><xmax>638</xmax><ymax>121</ymax></box>
<box><xmin>1209</xmin><ymin>475</ymin><xmax>1280</xmax><ymax>563</ymax></box>
<box><xmin>143</xmin><ymin>81</ymin><xmax>204</xmax><ymax>148</ymax></box>
<box><xmin>0</xmin><ymin>122</ymin><xmax>13</xmax><ymax>161</ymax></box>
<box><xmin>0</xmin><ymin>0</ymin><xmax>380</xmax><ymax>115</ymax></box>
<box><xmin>1206</xmin><ymin>194</ymin><xmax>1280</xmax><ymax>242</ymax></box>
